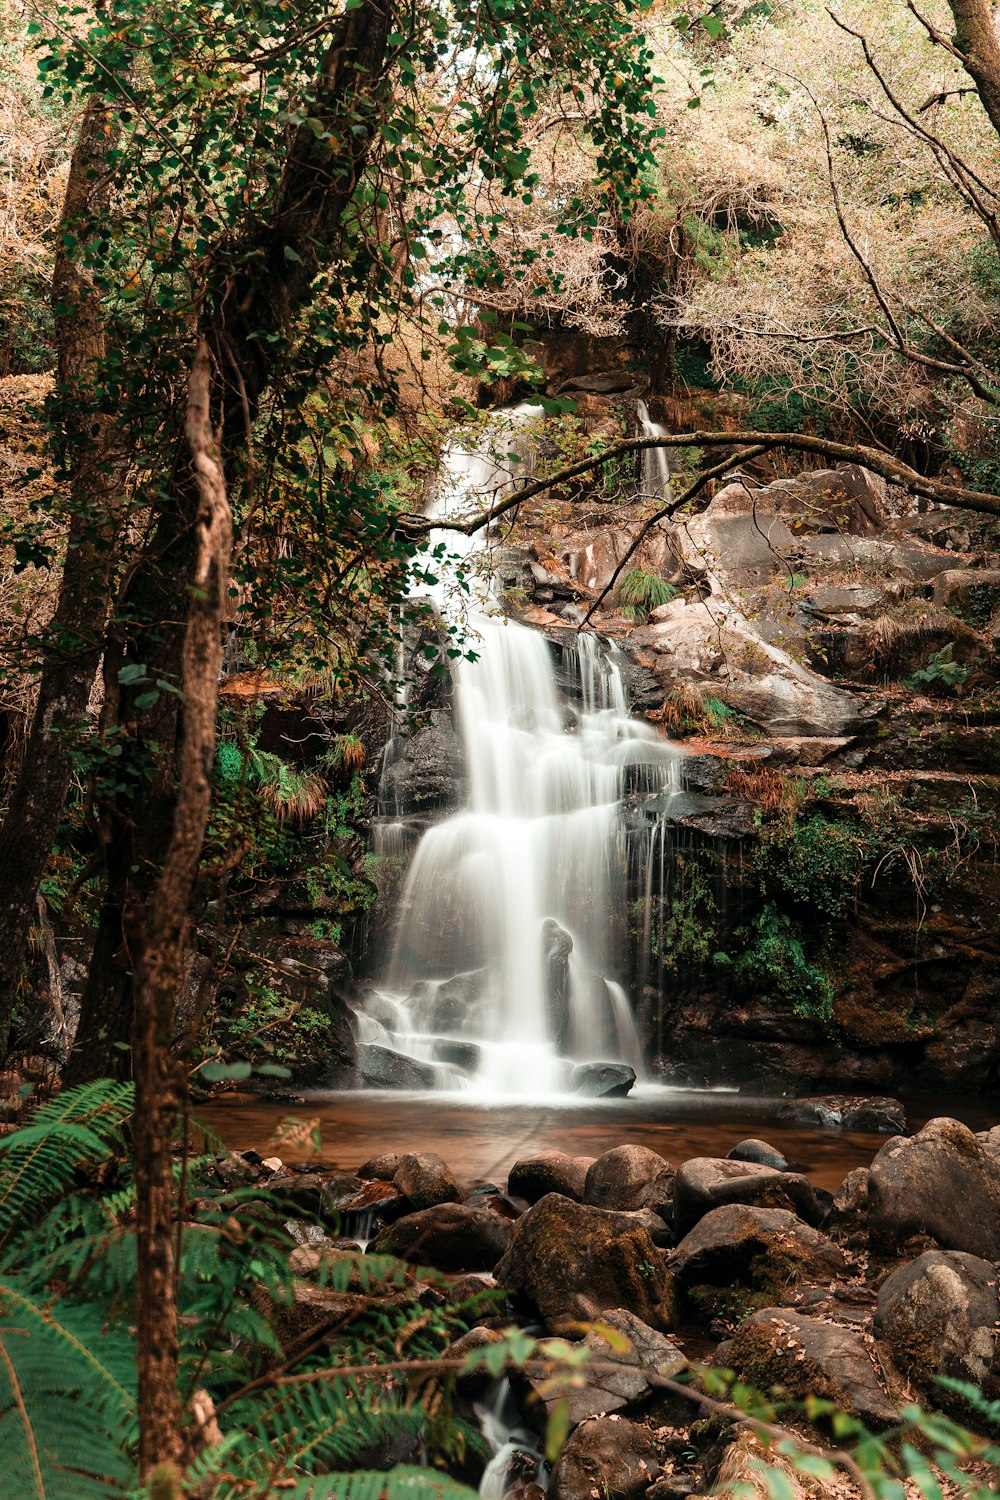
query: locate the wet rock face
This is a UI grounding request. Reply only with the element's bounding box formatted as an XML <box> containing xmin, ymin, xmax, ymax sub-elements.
<box><xmin>868</xmin><ymin>1117</ymin><xmax>1000</xmax><ymax>1260</ymax></box>
<box><xmin>372</xmin><ymin>1202</ymin><xmax>513</xmax><ymax>1271</ymax></box>
<box><xmin>572</xmin><ymin>1062</ymin><xmax>637</xmax><ymax>1098</ymax></box>
<box><xmin>673</xmin><ymin>1157</ymin><xmax>825</xmax><ymax>1236</ymax></box>
<box><xmin>357</xmin><ymin>1044</ymin><xmax>437</xmax><ymax>1090</ymax></box>
<box><xmin>719</xmin><ymin>1308</ymin><xmax>899</xmax><ymax>1428</ymax></box>
<box><xmin>548</xmin><ymin>1416</ymin><xmax>662</xmax><ymax>1500</ymax></box>
<box><xmin>777</xmin><ymin>1095</ymin><xmax>907</xmax><ymax>1134</ymax></box>
<box><xmin>493</xmin><ymin>1192</ymin><xmax>678</xmax><ymax>1333</ymax></box>
<box><xmin>875</xmin><ymin>1250</ymin><xmax>1000</xmax><ymax>1398</ymax></box>
<box><xmin>378</xmin><ymin>712</ymin><xmax>466</xmax><ymax>816</ymax></box>
<box><xmin>542</xmin><ymin>917</ymin><xmax>573</xmax><ymax>1053</ymax></box>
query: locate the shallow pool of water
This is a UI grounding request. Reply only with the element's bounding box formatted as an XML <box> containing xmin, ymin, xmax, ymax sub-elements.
<box><xmin>197</xmin><ymin>1084</ymin><xmax>998</xmax><ymax>1193</ymax></box>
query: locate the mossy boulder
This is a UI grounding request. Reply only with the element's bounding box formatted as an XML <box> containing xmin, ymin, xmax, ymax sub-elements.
<box><xmin>719</xmin><ymin>1308</ymin><xmax>899</xmax><ymax>1427</ymax></box>
<box><xmin>494</xmin><ymin>1192</ymin><xmax>678</xmax><ymax>1334</ymax></box>
<box><xmin>670</xmin><ymin>1204</ymin><xmax>848</xmax><ymax>1322</ymax></box>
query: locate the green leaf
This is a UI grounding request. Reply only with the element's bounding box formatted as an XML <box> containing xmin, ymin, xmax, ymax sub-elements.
<box><xmin>545</xmin><ymin>1398</ymin><xmax>569</xmax><ymax>1463</ymax></box>
<box><xmin>200</xmin><ymin>1061</ymin><xmax>253</xmax><ymax>1082</ymax></box>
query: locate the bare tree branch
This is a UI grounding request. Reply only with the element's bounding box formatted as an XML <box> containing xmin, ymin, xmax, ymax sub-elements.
<box><xmin>393</xmin><ymin>427</ymin><xmax>1000</xmax><ymax>546</ymax></box>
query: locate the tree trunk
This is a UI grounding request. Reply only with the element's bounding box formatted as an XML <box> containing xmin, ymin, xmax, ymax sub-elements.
<box><xmin>132</xmin><ymin>340</ymin><xmax>231</xmax><ymax>1481</ymax></box>
<box><xmin>948</xmin><ymin>0</ymin><xmax>1000</xmax><ymax>140</ymax></box>
<box><xmin>0</xmin><ymin>101</ymin><xmax>121</xmax><ymax>1054</ymax></box>
<box><xmin>68</xmin><ymin>0</ymin><xmax>393</xmax><ymax>1083</ymax></box>
<box><xmin>65</xmin><ymin>499</ymin><xmax>197</xmax><ymax>1085</ymax></box>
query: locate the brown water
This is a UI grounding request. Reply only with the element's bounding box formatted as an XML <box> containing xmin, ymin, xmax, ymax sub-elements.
<box><xmin>197</xmin><ymin>1086</ymin><xmax>998</xmax><ymax>1193</ymax></box>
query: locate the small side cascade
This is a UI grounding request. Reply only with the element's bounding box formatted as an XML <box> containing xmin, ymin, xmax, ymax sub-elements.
<box><xmin>476</xmin><ymin>1380</ymin><xmax>546</xmax><ymax>1498</ymax></box>
<box><xmin>359</xmin><ymin>408</ymin><xmax>684</xmax><ymax>1095</ymax></box>
<box><xmin>636</xmin><ymin>398</ymin><xmax>671</xmax><ymax>500</ymax></box>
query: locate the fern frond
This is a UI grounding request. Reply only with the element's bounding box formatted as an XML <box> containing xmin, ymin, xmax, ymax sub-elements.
<box><xmin>0</xmin><ymin>1081</ymin><xmax>134</xmax><ymax>1243</ymax></box>
<box><xmin>0</xmin><ymin>1276</ymin><xmax>136</xmax><ymax>1497</ymax></box>
<box><xmin>215</xmin><ymin>1378</ymin><xmax>434</xmax><ymax>1484</ymax></box>
<box><xmin>286</xmin><ymin>1467</ymin><xmax>479</xmax><ymax>1500</ymax></box>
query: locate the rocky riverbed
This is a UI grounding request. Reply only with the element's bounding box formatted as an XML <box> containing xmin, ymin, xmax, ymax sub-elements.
<box><xmin>216</xmin><ymin>1109</ymin><xmax>1000</xmax><ymax>1498</ymax></box>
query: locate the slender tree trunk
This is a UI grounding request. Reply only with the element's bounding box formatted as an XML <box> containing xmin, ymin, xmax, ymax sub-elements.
<box><xmin>65</xmin><ymin>497</ymin><xmax>196</xmax><ymax>1085</ymax></box>
<box><xmin>0</xmin><ymin>102</ymin><xmax>121</xmax><ymax>1052</ymax></box>
<box><xmin>948</xmin><ymin>0</ymin><xmax>1000</xmax><ymax>139</ymax></box>
<box><xmin>133</xmin><ymin>341</ymin><xmax>231</xmax><ymax>1482</ymax></box>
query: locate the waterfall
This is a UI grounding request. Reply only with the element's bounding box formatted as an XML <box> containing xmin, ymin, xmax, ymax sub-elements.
<box><xmin>362</xmin><ymin>408</ymin><xmax>683</xmax><ymax>1095</ymax></box>
<box><xmin>636</xmin><ymin>398</ymin><xmax>671</xmax><ymax>499</ymax></box>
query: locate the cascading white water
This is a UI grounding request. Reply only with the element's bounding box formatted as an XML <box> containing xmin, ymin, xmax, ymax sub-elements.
<box><xmin>637</xmin><ymin>398</ymin><xmax>671</xmax><ymax>499</ymax></box>
<box><xmin>363</xmin><ymin>408</ymin><xmax>682</xmax><ymax>1094</ymax></box>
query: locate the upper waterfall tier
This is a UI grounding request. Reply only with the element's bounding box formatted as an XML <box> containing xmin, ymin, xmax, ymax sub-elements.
<box><xmin>362</xmin><ymin>408</ymin><xmax>682</xmax><ymax>1095</ymax></box>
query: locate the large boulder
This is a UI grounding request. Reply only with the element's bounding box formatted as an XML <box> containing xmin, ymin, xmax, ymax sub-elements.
<box><xmin>358</xmin><ymin>1044</ymin><xmax>437</xmax><ymax>1090</ymax></box>
<box><xmin>868</xmin><ymin>1117</ymin><xmax>1000</xmax><ymax>1260</ymax></box>
<box><xmin>548</xmin><ymin>1416</ymin><xmax>662</xmax><ymax>1500</ymax></box>
<box><xmin>703</xmin><ymin>466</ymin><xmax>887</xmax><ymax>540</ymax></box>
<box><xmin>875</xmin><ymin>1250</ymin><xmax>1000</xmax><ymax>1397</ymax></box>
<box><xmin>673</xmin><ymin>1158</ymin><xmax>824</xmax><ymax>1237</ymax></box>
<box><xmin>670</xmin><ymin>1205</ymin><xmax>848</xmax><ymax>1301</ymax></box>
<box><xmin>523</xmin><ymin>1308</ymin><xmax>686</xmax><ymax>1428</ymax></box>
<box><xmin>372</xmin><ymin>1203</ymin><xmax>512</xmax><ymax>1271</ymax></box>
<box><xmin>585</xmin><ymin>1146</ymin><xmax>675</xmax><ymax>1216</ymax></box>
<box><xmin>392</xmin><ymin>1152</ymin><xmax>462</xmax><ymax>1212</ymax></box>
<box><xmin>638</xmin><ymin>599</ymin><xmax>863</xmax><ymax>738</ymax></box>
<box><xmin>719</xmin><ymin>1309</ymin><xmax>899</xmax><ymax>1428</ymax></box>
<box><xmin>508</xmin><ymin>1150</ymin><xmax>594</xmax><ymax>1205</ymax></box>
<box><xmin>572</xmin><ymin>1062</ymin><xmax>637</xmax><ymax>1098</ymax></box>
<box><xmin>494</xmin><ymin>1193</ymin><xmax>677</xmax><ymax>1333</ymax></box>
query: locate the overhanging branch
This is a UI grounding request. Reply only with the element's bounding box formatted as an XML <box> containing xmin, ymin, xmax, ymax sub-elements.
<box><xmin>392</xmin><ymin>427</ymin><xmax>1000</xmax><ymax>544</ymax></box>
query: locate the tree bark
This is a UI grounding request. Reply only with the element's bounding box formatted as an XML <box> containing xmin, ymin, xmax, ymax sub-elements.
<box><xmin>132</xmin><ymin>340</ymin><xmax>231</xmax><ymax>1481</ymax></box>
<box><xmin>948</xmin><ymin>0</ymin><xmax>1000</xmax><ymax>140</ymax></box>
<box><xmin>0</xmin><ymin>101</ymin><xmax>122</xmax><ymax>1054</ymax></box>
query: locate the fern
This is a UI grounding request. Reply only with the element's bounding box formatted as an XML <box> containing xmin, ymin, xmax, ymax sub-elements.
<box><xmin>617</xmin><ymin>568</ymin><xmax>680</xmax><ymax>619</ymax></box>
<box><xmin>0</xmin><ymin>1081</ymin><xmax>134</xmax><ymax>1244</ymax></box>
<box><xmin>0</xmin><ymin>1275</ymin><xmax>136</xmax><ymax>1497</ymax></box>
<box><xmin>286</xmin><ymin>1468</ymin><xmax>479</xmax><ymax>1499</ymax></box>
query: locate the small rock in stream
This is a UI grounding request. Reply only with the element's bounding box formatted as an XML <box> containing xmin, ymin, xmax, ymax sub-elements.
<box><xmin>727</xmin><ymin>1138</ymin><xmax>788</xmax><ymax>1171</ymax></box>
